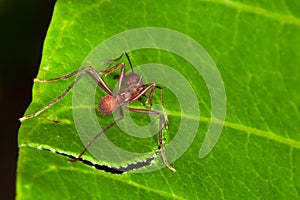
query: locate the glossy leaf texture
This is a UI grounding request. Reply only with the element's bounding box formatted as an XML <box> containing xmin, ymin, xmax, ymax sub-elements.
<box><xmin>17</xmin><ymin>0</ymin><xmax>300</xmax><ymax>199</ymax></box>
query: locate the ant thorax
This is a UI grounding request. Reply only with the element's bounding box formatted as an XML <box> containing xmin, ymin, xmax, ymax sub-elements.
<box><xmin>118</xmin><ymin>72</ymin><xmax>144</xmax><ymax>103</ymax></box>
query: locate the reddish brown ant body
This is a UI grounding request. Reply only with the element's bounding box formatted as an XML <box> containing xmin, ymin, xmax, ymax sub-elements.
<box><xmin>19</xmin><ymin>52</ymin><xmax>175</xmax><ymax>172</ymax></box>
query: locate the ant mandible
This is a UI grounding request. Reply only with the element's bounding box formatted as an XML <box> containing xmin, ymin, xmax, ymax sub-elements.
<box><xmin>19</xmin><ymin>52</ymin><xmax>176</xmax><ymax>173</ymax></box>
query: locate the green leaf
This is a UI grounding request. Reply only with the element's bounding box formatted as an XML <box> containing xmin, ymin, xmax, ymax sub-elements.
<box><xmin>17</xmin><ymin>0</ymin><xmax>300</xmax><ymax>199</ymax></box>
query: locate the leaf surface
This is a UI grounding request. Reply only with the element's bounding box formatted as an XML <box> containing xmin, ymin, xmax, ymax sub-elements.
<box><xmin>17</xmin><ymin>0</ymin><xmax>300</xmax><ymax>199</ymax></box>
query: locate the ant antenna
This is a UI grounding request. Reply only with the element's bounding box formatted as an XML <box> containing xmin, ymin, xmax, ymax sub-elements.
<box><xmin>123</xmin><ymin>52</ymin><xmax>134</xmax><ymax>73</ymax></box>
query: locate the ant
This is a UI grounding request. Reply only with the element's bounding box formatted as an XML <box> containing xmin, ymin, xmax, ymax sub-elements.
<box><xmin>19</xmin><ymin>52</ymin><xmax>176</xmax><ymax>172</ymax></box>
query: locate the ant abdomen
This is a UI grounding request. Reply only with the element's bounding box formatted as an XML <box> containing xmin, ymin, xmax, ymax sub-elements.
<box><xmin>98</xmin><ymin>96</ymin><xmax>118</xmax><ymax>115</ymax></box>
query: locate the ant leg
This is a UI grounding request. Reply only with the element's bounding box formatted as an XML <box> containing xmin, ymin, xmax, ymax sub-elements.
<box><xmin>69</xmin><ymin>108</ymin><xmax>124</xmax><ymax>162</ymax></box>
<box><xmin>102</xmin><ymin>52</ymin><xmax>134</xmax><ymax>72</ymax></box>
<box><xmin>19</xmin><ymin>72</ymin><xmax>86</xmax><ymax>122</ymax></box>
<box><xmin>19</xmin><ymin>67</ymin><xmax>113</xmax><ymax>122</ymax></box>
<box><xmin>35</xmin><ymin>66</ymin><xmax>97</xmax><ymax>82</ymax></box>
<box><xmin>129</xmin><ymin>84</ymin><xmax>169</xmax><ymax>129</ymax></box>
<box><xmin>156</xmin><ymin>86</ymin><xmax>169</xmax><ymax>129</ymax></box>
<box><xmin>99</xmin><ymin>62</ymin><xmax>126</xmax><ymax>93</ymax></box>
<box><xmin>158</xmin><ymin>114</ymin><xmax>176</xmax><ymax>173</ymax></box>
<box><xmin>34</xmin><ymin>66</ymin><xmax>113</xmax><ymax>95</ymax></box>
<box><xmin>129</xmin><ymin>83</ymin><xmax>156</xmax><ymax>103</ymax></box>
<box><xmin>101</xmin><ymin>52</ymin><xmax>125</xmax><ymax>65</ymax></box>
<box><xmin>125</xmin><ymin>107</ymin><xmax>176</xmax><ymax>172</ymax></box>
<box><xmin>143</xmin><ymin>85</ymin><xmax>169</xmax><ymax>129</ymax></box>
<box><xmin>100</xmin><ymin>62</ymin><xmax>125</xmax><ymax>76</ymax></box>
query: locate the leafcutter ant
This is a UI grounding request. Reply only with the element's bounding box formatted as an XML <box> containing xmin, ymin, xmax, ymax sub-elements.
<box><xmin>20</xmin><ymin>52</ymin><xmax>175</xmax><ymax>172</ymax></box>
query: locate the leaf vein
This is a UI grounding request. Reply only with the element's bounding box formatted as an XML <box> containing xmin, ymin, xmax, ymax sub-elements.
<box><xmin>206</xmin><ymin>0</ymin><xmax>300</xmax><ymax>26</ymax></box>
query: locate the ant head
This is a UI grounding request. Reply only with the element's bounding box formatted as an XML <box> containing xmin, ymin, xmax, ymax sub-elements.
<box><xmin>98</xmin><ymin>96</ymin><xmax>118</xmax><ymax>115</ymax></box>
<box><xmin>124</xmin><ymin>72</ymin><xmax>143</xmax><ymax>87</ymax></box>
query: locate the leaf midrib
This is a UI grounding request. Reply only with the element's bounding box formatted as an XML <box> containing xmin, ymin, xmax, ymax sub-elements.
<box><xmin>23</xmin><ymin>103</ymin><xmax>300</xmax><ymax>150</ymax></box>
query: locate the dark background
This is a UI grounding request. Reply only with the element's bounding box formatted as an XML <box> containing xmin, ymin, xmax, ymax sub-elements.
<box><xmin>0</xmin><ymin>1</ymin><xmax>56</xmax><ymax>199</ymax></box>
